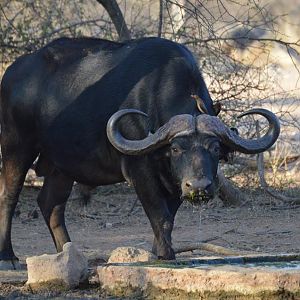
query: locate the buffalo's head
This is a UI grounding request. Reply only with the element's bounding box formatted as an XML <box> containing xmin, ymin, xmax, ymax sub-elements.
<box><xmin>106</xmin><ymin>109</ymin><xmax>280</xmax><ymax>204</ymax></box>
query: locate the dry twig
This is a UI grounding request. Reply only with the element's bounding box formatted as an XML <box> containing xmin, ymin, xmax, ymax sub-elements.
<box><xmin>256</xmin><ymin>121</ymin><xmax>300</xmax><ymax>204</ymax></box>
<box><xmin>174</xmin><ymin>242</ymin><xmax>249</xmax><ymax>256</ymax></box>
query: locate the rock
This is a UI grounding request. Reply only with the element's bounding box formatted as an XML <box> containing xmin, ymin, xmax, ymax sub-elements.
<box><xmin>105</xmin><ymin>222</ymin><xmax>113</xmax><ymax>228</ymax></box>
<box><xmin>108</xmin><ymin>247</ymin><xmax>157</xmax><ymax>264</ymax></box>
<box><xmin>26</xmin><ymin>242</ymin><xmax>88</xmax><ymax>289</ymax></box>
<box><xmin>98</xmin><ymin>261</ymin><xmax>300</xmax><ymax>299</ymax></box>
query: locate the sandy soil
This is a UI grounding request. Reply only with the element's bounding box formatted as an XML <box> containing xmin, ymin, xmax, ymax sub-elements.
<box><xmin>0</xmin><ymin>183</ymin><xmax>300</xmax><ymax>299</ymax></box>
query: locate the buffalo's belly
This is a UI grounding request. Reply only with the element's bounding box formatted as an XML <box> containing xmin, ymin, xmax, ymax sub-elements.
<box><xmin>63</xmin><ymin>159</ymin><xmax>125</xmax><ymax>186</ymax></box>
<box><xmin>54</xmin><ymin>157</ymin><xmax>124</xmax><ymax>186</ymax></box>
<box><xmin>38</xmin><ymin>137</ymin><xmax>124</xmax><ymax>186</ymax></box>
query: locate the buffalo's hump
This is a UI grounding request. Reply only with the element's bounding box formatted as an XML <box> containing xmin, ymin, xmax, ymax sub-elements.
<box><xmin>42</xmin><ymin>37</ymin><xmax>124</xmax><ymax>66</ymax></box>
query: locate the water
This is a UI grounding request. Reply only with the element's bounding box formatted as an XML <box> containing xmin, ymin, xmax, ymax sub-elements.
<box><xmin>239</xmin><ymin>261</ymin><xmax>300</xmax><ymax>270</ymax></box>
<box><xmin>190</xmin><ymin>259</ymin><xmax>300</xmax><ymax>270</ymax></box>
<box><xmin>119</xmin><ymin>254</ymin><xmax>300</xmax><ymax>271</ymax></box>
<box><xmin>180</xmin><ymin>255</ymin><xmax>300</xmax><ymax>270</ymax></box>
<box><xmin>190</xmin><ymin>202</ymin><xmax>204</xmax><ymax>244</ymax></box>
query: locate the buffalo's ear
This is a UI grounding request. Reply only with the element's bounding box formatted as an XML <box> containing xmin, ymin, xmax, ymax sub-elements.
<box><xmin>152</xmin><ymin>145</ymin><xmax>170</xmax><ymax>160</ymax></box>
<box><xmin>213</xmin><ymin>102</ymin><xmax>221</xmax><ymax>116</ymax></box>
<box><xmin>161</xmin><ymin>147</ymin><xmax>171</xmax><ymax>158</ymax></box>
<box><xmin>219</xmin><ymin>145</ymin><xmax>234</xmax><ymax>162</ymax></box>
<box><xmin>220</xmin><ymin>127</ymin><xmax>239</xmax><ymax>161</ymax></box>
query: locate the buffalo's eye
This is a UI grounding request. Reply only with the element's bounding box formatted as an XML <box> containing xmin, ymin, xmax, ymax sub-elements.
<box><xmin>171</xmin><ymin>146</ymin><xmax>181</xmax><ymax>155</ymax></box>
<box><xmin>171</xmin><ymin>147</ymin><xmax>178</xmax><ymax>153</ymax></box>
<box><xmin>210</xmin><ymin>144</ymin><xmax>220</xmax><ymax>156</ymax></box>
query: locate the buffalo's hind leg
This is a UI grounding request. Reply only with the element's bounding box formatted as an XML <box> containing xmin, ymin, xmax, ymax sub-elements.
<box><xmin>37</xmin><ymin>170</ymin><xmax>73</xmax><ymax>252</ymax></box>
<box><xmin>0</xmin><ymin>139</ymin><xmax>38</xmax><ymax>270</ymax></box>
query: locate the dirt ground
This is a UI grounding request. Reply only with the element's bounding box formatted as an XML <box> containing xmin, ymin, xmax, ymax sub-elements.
<box><xmin>1</xmin><ymin>183</ymin><xmax>300</xmax><ymax>299</ymax></box>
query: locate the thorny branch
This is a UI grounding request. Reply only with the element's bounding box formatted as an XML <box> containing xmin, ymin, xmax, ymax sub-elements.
<box><xmin>256</xmin><ymin>121</ymin><xmax>300</xmax><ymax>204</ymax></box>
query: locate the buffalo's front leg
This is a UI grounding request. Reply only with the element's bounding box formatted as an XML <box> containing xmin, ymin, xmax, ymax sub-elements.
<box><xmin>151</xmin><ymin>196</ymin><xmax>182</xmax><ymax>258</ymax></box>
<box><xmin>37</xmin><ymin>170</ymin><xmax>73</xmax><ymax>252</ymax></box>
<box><xmin>137</xmin><ymin>190</ymin><xmax>175</xmax><ymax>260</ymax></box>
<box><xmin>129</xmin><ymin>160</ymin><xmax>175</xmax><ymax>260</ymax></box>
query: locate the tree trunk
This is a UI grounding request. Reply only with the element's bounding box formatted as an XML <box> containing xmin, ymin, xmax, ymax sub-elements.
<box><xmin>95</xmin><ymin>0</ymin><xmax>131</xmax><ymax>41</ymax></box>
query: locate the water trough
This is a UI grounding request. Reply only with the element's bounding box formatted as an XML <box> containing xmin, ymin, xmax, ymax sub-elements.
<box><xmin>97</xmin><ymin>253</ymin><xmax>300</xmax><ymax>299</ymax></box>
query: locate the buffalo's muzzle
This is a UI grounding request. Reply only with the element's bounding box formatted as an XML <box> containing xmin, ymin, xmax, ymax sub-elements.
<box><xmin>181</xmin><ymin>178</ymin><xmax>213</xmax><ymax>204</ymax></box>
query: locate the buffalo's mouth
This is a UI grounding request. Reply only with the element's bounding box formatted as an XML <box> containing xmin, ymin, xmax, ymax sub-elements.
<box><xmin>181</xmin><ymin>190</ymin><xmax>212</xmax><ymax>205</ymax></box>
<box><xmin>180</xmin><ymin>177</ymin><xmax>216</xmax><ymax>205</ymax></box>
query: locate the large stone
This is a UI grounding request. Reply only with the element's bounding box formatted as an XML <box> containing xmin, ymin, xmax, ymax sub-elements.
<box><xmin>108</xmin><ymin>247</ymin><xmax>157</xmax><ymax>264</ymax></box>
<box><xmin>26</xmin><ymin>242</ymin><xmax>88</xmax><ymax>289</ymax></box>
<box><xmin>98</xmin><ymin>262</ymin><xmax>300</xmax><ymax>299</ymax></box>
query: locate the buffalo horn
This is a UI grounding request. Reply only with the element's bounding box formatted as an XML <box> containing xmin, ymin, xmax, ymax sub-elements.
<box><xmin>107</xmin><ymin>109</ymin><xmax>195</xmax><ymax>155</ymax></box>
<box><xmin>196</xmin><ymin>108</ymin><xmax>280</xmax><ymax>154</ymax></box>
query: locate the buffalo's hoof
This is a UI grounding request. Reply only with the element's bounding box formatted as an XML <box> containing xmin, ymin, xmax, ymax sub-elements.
<box><xmin>0</xmin><ymin>259</ymin><xmax>21</xmax><ymax>270</ymax></box>
<box><xmin>157</xmin><ymin>249</ymin><xmax>176</xmax><ymax>260</ymax></box>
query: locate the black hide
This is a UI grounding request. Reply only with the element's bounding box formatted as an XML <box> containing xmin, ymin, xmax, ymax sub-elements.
<box><xmin>0</xmin><ymin>37</ymin><xmax>219</xmax><ymax>261</ymax></box>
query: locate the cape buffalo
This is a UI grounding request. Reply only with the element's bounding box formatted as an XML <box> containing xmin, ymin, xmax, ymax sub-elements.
<box><xmin>0</xmin><ymin>37</ymin><xmax>280</xmax><ymax>268</ymax></box>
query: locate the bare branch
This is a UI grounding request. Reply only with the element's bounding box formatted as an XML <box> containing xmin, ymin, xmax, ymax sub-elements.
<box><xmin>158</xmin><ymin>0</ymin><xmax>164</xmax><ymax>38</ymax></box>
<box><xmin>174</xmin><ymin>242</ymin><xmax>248</xmax><ymax>256</ymax></box>
<box><xmin>183</xmin><ymin>36</ymin><xmax>300</xmax><ymax>55</ymax></box>
<box><xmin>256</xmin><ymin>121</ymin><xmax>300</xmax><ymax>204</ymax></box>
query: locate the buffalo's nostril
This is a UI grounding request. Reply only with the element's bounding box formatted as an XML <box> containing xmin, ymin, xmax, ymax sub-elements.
<box><xmin>182</xmin><ymin>178</ymin><xmax>213</xmax><ymax>202</ymax></box>
<box><xmin>184</xmin><ymin>178</ymin><xmax>212</xmax><ymax>191</ymax></box>
<box><xmin>185</xmin><ymin>181</ymin><xmax>192</xmax><ymax>188</ymax></box>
